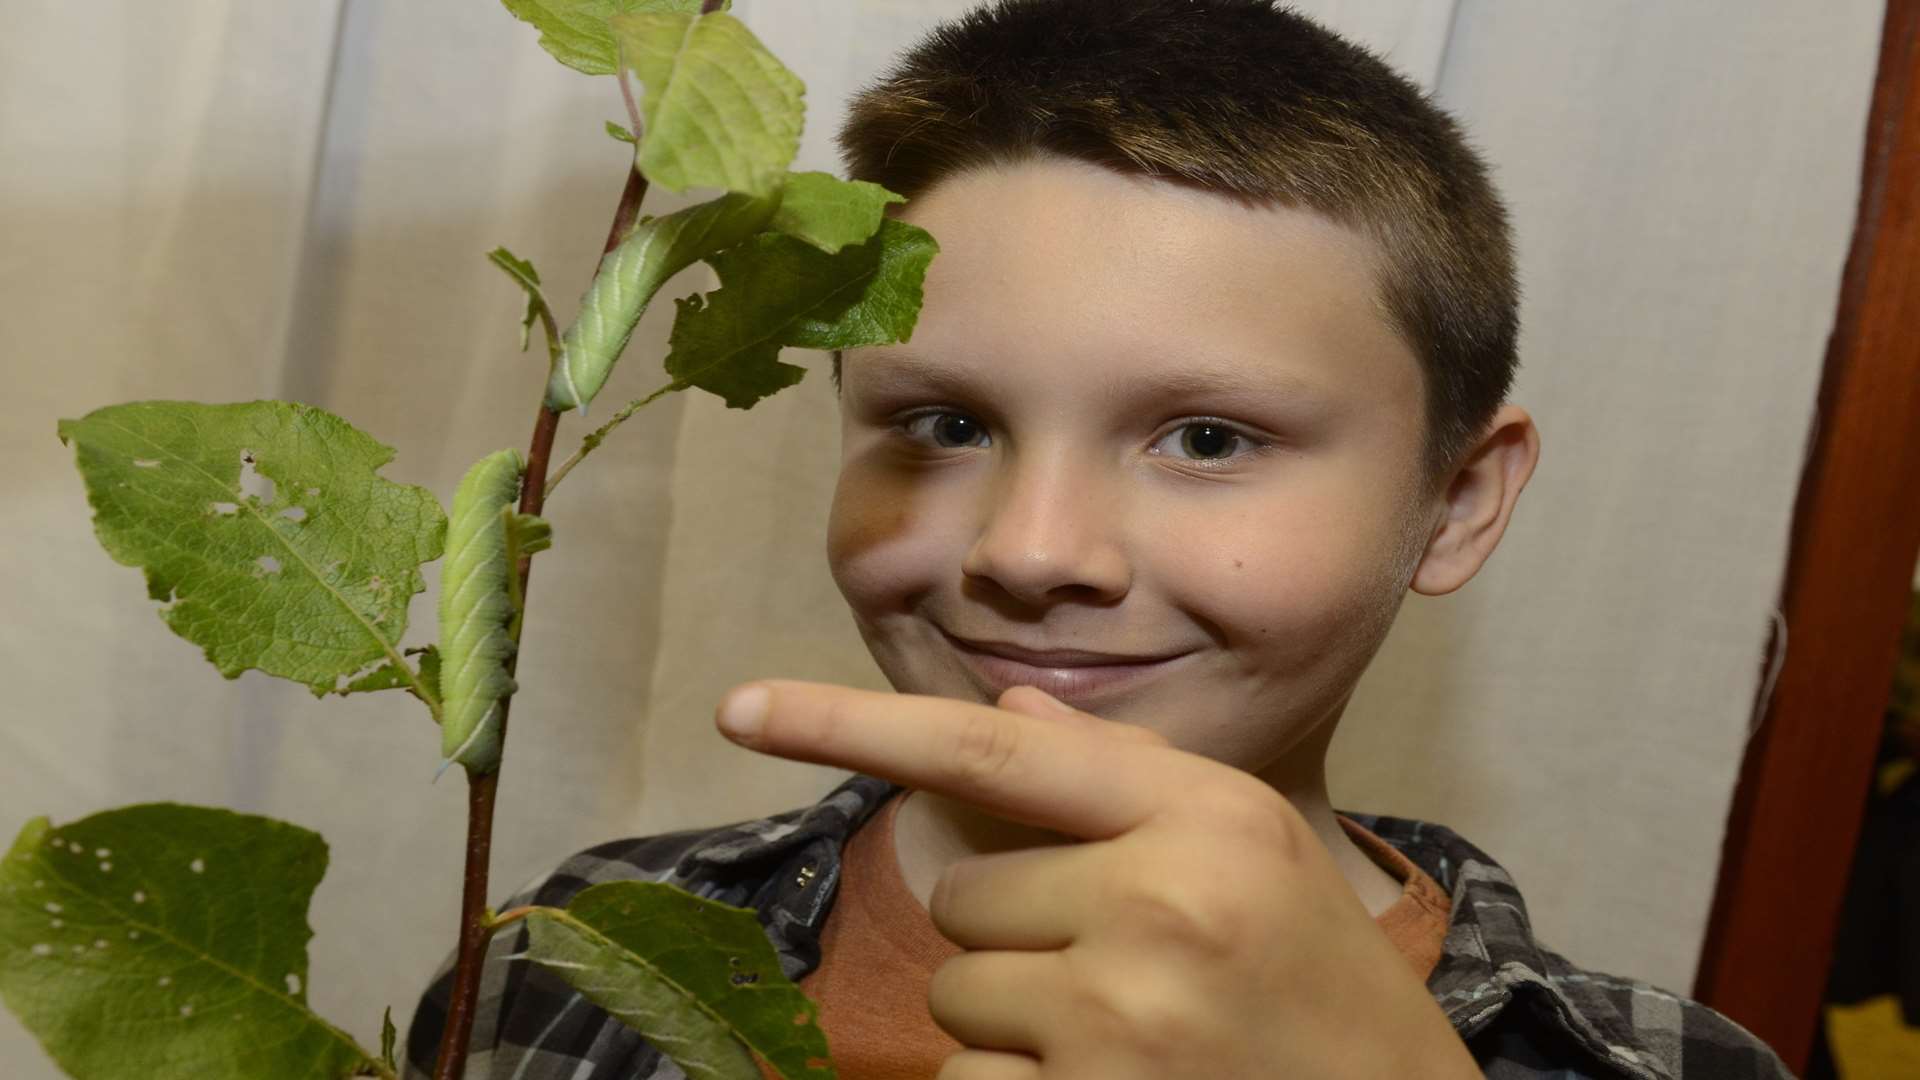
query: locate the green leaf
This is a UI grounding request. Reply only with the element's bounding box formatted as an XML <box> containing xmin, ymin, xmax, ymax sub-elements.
<box><xmin>379</xmin><ymin>1006</ymin><xmax>397</xmax><ymax>1074</ymax></box>
<box><xmin>0</xmin><ymin>805</ymin><xmax>383</xmax><ymax>1080</ymax></box>
<box><xmin>417</xmin><ymin>644</ymin><xmax>443</xmax><ymax>690</ymax></box>
<box><xmin>664</xmin><ymin>218</ymin><xmax>939</xmax><ymax>409</ymax></box>
<box><xmin>500</xmin><ymin>0</ymin><xmax>727</xmax><ymax>76</ymax></box>
<box><xmin>606</xmin><ymin>119</ymin><xmax>638</xmax><ymax>144</ymax></box>
<box><xmin>505</xmin><ymin>511</ymin><xmax>554</xmax><ymax>559</ymax></box>
<box><xmin>523</xmin><ymin>882</ymin><xmax>833</xmax><ymax>1080</ymax></box>
<box><xmin>611</xmin><ymin>11</ymin><xmax>804</xmax><ymax>197</ymax></box>
<box><xmin>56</xmin><ymin>401</ymin><xmax>447</xmax><ymax>700</ymax></box>
<box><xmin>545</xmin><ymin>191</ymin><xmax>778</xmax><ymax>413</ymax></box>
<box><xmin>500</xmin><ymin>510</ymin><xmax>553</xmax><ymax>632</ymax></box>
<box><xmin>768</xmin><ymin>172</ymin><xmax>905</xmax><ymax>254</ymax></box>
<box><xmin>437</xmin><ymin>450</ymin><xmax>526</xmax><ymax>776</ymax></box>
<box><xmin>488</xmin><ymin>246</ymin><xmax>554</xmax><ymax>354</ymax></box>
<box><xmin>335</xmin><ymin>663</ymin><xmax>410</xmax><ymax>696</ymax></box>
<box><xmin>329</xmin><ymin>645</ymin><xmax>440</xmax><ymax>701</ymax></box>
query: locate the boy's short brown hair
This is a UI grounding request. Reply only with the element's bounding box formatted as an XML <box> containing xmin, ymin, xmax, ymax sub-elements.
<box><xmin>830</xmin><ymin>0</ymin><xmax>1517</xmax><ymax>498</ymax></box>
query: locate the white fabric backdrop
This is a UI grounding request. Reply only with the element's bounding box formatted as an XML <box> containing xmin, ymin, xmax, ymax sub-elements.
<box><xmin>0</xmin><ymin>1</ymin><xmax>1883</xmax><ymax>1073</ymax></box>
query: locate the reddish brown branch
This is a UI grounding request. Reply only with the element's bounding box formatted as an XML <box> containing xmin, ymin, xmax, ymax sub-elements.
<box><xmin>430</xmin><ymin>158</ymin><xmax>651</xmax><ymax>1080</ymax></box>
<box><xmin>602</xmin><ymin>163</ymin><xmax>649</xmax><ymax>256</ymax></box>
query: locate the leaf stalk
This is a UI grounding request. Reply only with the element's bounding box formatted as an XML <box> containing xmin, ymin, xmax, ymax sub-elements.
<box><xmin>535</xmin><ymin>302</ymin><xmax>564</xmax><ymax>369</ymax></box>
<box><xmin>544</xmin><ymin>377</ymin><xmax>687</xmax><ymax>497</ymax></box>
<box><xmin>488</xmin><ymin>905</ymin><xmax>538</xmax><ymax>931</ymax></box>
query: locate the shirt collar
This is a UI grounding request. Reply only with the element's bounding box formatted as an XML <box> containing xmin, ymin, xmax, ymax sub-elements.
<box><xmin>1343</xmin><ymin>811</ymin><xmax>1677</xmax><ymax>1080</ymax></box>
<box><xmin>683</xmin><ymin>773</ymin><xmax>900</xmax><ymax>872</ymax></box>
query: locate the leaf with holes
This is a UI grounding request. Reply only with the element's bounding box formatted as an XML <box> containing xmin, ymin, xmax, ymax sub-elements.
<box><xmin>329</xmin><ymin>646</ymin><xmax>440</xmax><ymax>701</ymax></box>
<box><xmin>0</xmin><ymin>804</ymin><xmax>383</xmax><ymax>1079</ymax></box>
<box><xmin>522</xmin><ymin>882</ymin><xmax>834</xmax><ymax>1080</ymax></box>
<box><xmin>664</xmin><ymin>218</ymin><xmax>939</xmax><ymax>409</ymax></box>
<box><xmin>56</xmin><ymin>400</ymin><xmax>447</xmax><ymax>698</ymax></box>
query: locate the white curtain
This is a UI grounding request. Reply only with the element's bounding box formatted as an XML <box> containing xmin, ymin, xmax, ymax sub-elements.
<box><xmin>0</xmin><ymin>1</ymin><xmax>1883</xmax><ymax>1072</ymax></box>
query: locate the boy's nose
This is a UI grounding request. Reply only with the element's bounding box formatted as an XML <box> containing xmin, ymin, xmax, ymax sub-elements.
<box><xmin>960</xmin><ymin>450</ymin><xmax>1131</xmax><ymax>606</ymax></box>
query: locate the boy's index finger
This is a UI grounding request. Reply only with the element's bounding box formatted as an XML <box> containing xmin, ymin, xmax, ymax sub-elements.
<box><xmin>717</xmin><ymin>679</ymin><xmax>1175</xmax><ymax>841</ymax></box>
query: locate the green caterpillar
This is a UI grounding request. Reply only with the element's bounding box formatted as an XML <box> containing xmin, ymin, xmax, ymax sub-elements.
<box><xmin>438</xmin><ymin>449</ymin><xmax>538</xmax><ymax>775</ymax></box>
<box><xmin>544</xmin><ymin>190</ymin><xmax>777</xmax><ymax>414</ymax></box>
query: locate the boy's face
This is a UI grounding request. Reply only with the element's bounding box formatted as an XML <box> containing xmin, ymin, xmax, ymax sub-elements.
<box><xmin>828</xmin><ymin>155</ymin><xmax>1435</xmax><ymax>777</ymax></box>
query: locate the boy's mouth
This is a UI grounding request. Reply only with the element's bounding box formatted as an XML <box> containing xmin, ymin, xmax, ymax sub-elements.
<box><xmin>936</xmin><ymin>627</ymin><xmax>1191</xmax><ymax>708</ymax></box>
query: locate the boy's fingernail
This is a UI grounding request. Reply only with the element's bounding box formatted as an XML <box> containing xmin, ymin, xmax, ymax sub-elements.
<box><xmin>719</xmin><ymin>685</ymin><xmax>770</xmax><ymax>740</ymax></box>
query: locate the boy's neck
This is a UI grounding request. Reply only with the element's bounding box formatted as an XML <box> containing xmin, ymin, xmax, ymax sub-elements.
<box><xmin>892</xmin><ymin>780</ymin><xmax>1406</xmax><ymax>920</ymax></box>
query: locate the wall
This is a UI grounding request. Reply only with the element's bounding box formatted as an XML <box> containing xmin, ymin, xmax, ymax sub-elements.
<box><xmin>0</xmin><ymin>1</ymin><xmax>1883</xmax><ymax>1071</ymax></box>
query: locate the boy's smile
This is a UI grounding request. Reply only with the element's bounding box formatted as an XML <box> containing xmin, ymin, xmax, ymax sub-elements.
<box><xmin>934</xmin><ymin>626</ymin><xmax>1194</xmax><ymax>706</ymax></box>
<box><xmin>828</xmin><ymin>153</ymin><xmax>1438</xmax><ymax>780</ymax></box>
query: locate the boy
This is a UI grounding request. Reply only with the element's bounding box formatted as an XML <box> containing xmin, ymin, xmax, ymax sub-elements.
<box><xmin>409</xmin><ymin>1</ymin><xmax>1794</xmax><ymax>1076</ymax></box>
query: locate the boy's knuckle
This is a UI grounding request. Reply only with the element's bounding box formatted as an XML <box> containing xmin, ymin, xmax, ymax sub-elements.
<box><xmin>1196</xmin><ymin>785</ymin><xmax>1302</xmax><ymax>857</ymax></box>
<box><xmin>1066</xmin><ymin>950</ymin><xmax>1195</xmax><ymax>1052</ymax></box>
<box><xmin>945</xmin><ymin>709</ymin><xmax>1022</xmax><ymax>787</ymax></box>
<box><xmin>924</xmin><ymin>953</ymin><xmax>975</xmax><ymax>1021</ymax></box>
<box><xmin>1110</xmin><ymin>877</ymin><xmax>1240</xmax><ymax>959</ymax></box>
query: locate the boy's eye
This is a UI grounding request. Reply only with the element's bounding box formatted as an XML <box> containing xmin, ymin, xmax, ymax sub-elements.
<box><xmin>900</xmin><ymin>410</ymin><xmax>991</xmax><ymax>449</ymax></box>
<box><xmin>894</xmin><ymin>411</ymin><xmax>1266</xmax><ymax>464</ymax></box>
<box><xmin>1151</xmin><ymin>420</ymin><xmax>1263</xmax><ymax>463</ymax></box>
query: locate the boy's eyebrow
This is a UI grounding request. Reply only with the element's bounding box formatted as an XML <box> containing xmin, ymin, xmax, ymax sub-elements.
<box><xmin>850</xmin><ymin>352</ymin><xmax>978</xmax><ymax>396</ymax></box>
<box><xmin>855</xmin><ymin>351</ymin><xmax>1337</xmax><ymax>407</ymax></box>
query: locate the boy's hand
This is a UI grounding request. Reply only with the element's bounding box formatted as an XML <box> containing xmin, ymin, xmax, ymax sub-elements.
<box><xmin>714</xmin><ymin>680</ymin><xmax>1482</xmax><ymax>1079</ymax></box>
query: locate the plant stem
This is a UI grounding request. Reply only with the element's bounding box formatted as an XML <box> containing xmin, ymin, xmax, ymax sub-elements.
<box><xmin>543</xmin><ymin>377</ymin><xmax>686</xmax><ymax>496</ymax></box>
<box><xmin>539</xmin><ymin>0</ymin><xmax>728</xmax><ymax>499</ymax></box>
<box><xmin>604</xmin><ymin>153</ymin><xmax>649</xmax><ymax>254</ymax></box>
<box><xmin>618</xmin><ymin>67</ymin><xmax>645</xmax><ymax>150</ymax></box>
<box><xmin>431</xmin><ymin>160</ymin><xmax>652</xmax><ymax>1080</ymax></box>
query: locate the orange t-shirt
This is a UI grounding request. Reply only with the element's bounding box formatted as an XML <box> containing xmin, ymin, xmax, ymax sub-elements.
<box><xmin>755</xmin><ymin>791</ymin><xmax>1450</xmax><ymax>1080</ymax></box>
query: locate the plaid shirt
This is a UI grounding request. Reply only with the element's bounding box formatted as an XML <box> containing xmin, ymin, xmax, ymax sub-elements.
<box><xmin>404</xmin><ymin>773</ymin><xmax>1794</xmax><ymax>1079</ymax></box>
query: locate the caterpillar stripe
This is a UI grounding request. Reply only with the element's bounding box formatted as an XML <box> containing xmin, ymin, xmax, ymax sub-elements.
<box><xmin>437</xmin><ymin>449</ymin><xmax>526</xmax><ymax>775</ymax></box>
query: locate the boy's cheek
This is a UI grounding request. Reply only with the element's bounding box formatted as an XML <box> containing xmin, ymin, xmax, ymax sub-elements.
<box><xmin>826</xmin><ymin>469</ymin><xmax>954</xmax><ymax>611</ymax></box>
<box><xmin>829</xmin><ymin>457</ymin><xmax>906</xmax><ymax>552</ymax></box>
<box><xmin>1151</xmin><ymin>529</ymin><xmax>1386</xmax><ymax>664</ymax></box>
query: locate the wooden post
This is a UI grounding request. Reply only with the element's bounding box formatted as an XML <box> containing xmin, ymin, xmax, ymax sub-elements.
<box><xmin>1692</xmin><ymin>2</ymin><xmax>1920</xmax><ymax>1071</ymax></box>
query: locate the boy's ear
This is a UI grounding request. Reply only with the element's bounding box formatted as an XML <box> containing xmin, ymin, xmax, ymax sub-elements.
<box><xmin>1408</xmin><ymin>404</ymin><xmax>1541</xmax><ymax>597</ymax></box>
